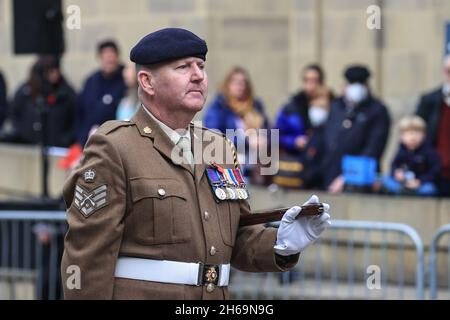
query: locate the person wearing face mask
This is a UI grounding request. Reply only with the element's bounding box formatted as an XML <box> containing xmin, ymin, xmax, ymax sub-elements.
<box><xmin>416</xmin><ymin>55</ymin><xmax>450</xmax><ymax>197</ymax></box>
<box><xmin>308</xmin><ymin>100</ymin><xmax>329</xmax><ymax>128</ymax></box>
<box><xmin>273</xmin><ymin>65</ymin><xmax>334</xmax><ymax>189</ymax></box>
<box><xmin>275</xmin><ymin>64</ymin><xmax>333</xmax><ymax>154</ymax></box>
<box><xmin>321</xmin><ymin>65</ymin><xmax>391</xmax><ymax>193</ymax></box>
<box><xmin>299</xmin><ymin>89</ymin><xmax>332</xmax><ymax>189</ymax></box>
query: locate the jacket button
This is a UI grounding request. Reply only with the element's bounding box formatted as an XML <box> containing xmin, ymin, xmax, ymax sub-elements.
<box><xmin>204</xmin><ymin>211</ymin><xmax>210</xmax><ymax>221</ymax></box>
<box><xmin>158</xmin><ymin>188</ymin><xmax>166</xmax><ymax>196</ymax></box>
<box><xmin>209</xmin><ymin>246</ymin><xmax>216</xmax><ymax>256</ymax></box>
<box><xmin>206</xmin><ymin>283</ymin><xmax>215</xmax><ymax>293</ymax></box>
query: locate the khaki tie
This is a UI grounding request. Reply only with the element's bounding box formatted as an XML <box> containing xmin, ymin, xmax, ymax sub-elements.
<box><xmin>176</xmin><ymin>136</ymin><xmax>194</xmax><ymax>171</ymax></box>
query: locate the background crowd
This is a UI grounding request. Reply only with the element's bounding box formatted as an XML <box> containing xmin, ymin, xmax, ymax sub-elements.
<box><xmin>0</xmin><ymin>40</ymin><xmax>449</xmax><ymax>197</ymax></box>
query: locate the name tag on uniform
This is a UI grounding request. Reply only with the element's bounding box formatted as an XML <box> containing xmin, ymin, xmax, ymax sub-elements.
<box><xmin>206</xmin><ymin>163</ymin><xmax>249</xmax><ymax>201</ymax></box>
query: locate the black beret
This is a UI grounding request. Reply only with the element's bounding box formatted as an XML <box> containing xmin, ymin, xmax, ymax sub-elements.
<box><xmin>130</xmin><ymin>28</ymin><xmax>208</xmax><ymax>65</ymax></box>
<box><xmin>344</xmin><ymin>65</ymin><xmax>371</xmax><ymax>84</ymax></box>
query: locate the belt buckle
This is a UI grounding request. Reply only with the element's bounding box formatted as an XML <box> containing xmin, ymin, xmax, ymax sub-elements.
<box><xmin>197</xmin><ymin>262</ymin><xmax>220</xmax><ymax>286</ymax></box>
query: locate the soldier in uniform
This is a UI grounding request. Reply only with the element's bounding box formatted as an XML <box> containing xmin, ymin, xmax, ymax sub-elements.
<box><xmin>61</xmin><ymin>28</ymin><xmax>331</xmax><ymax>299</ymax></box>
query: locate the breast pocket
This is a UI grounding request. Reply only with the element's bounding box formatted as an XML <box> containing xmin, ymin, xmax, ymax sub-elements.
<box><xmin>216</xmin><ymin>200</ymin><xmax>240</xmax><ymax>247</ymax></box>
<box><xmin>129</xmin><ymin>177</ymin><xmax>190</xmax><ymax>245</ymax></box>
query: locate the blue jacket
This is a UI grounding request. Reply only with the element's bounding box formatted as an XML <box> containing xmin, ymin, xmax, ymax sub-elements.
<box><xmin>76</xmin><ymin>67</ymin><xmax>126</xmax><ymax>145</ymax></box>
<box><xmin>275</xmin><ymin>92</ymin><xmax>311</xmax><ymax>153</ymax></box>
<box><xmin>275</xmin><ymin>107</ymin><xmax>306</xmax><ymax>153</ymax></box>
<box><xmin>321</xmin><ymin>95</ymin><xmax>391</xmax><ymax>187</ymax></box>
<box><xmin>203</xmin><ymin>94</ymin><xmax>270</xmax><ymax>137</ymax></box>
<box><xmin>391</xmin><ymin>142</ymin><xmax>441</xmax><ymax>183</ymax></box>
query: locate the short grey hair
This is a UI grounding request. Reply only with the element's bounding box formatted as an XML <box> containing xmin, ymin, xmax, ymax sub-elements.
<box><xmin>135</xmin><ymin>63</ymin><xmax>149</xmax><ymax>79</ymax></box>
<box><xmin>135</xmin><ymin>64</ymin><xmax>161</xmax><ymax>98</ymax></box>
<box><xmin>135</xmin><ymin>63</ymin><xmax>159</xmax><ymax>88</ymax></box>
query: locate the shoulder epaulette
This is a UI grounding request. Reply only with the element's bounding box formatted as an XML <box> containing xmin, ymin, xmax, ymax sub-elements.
<box><xmin>97</xmin><ymin>120</ymin><xmax>135</xmax><ymax>135</ymax></box>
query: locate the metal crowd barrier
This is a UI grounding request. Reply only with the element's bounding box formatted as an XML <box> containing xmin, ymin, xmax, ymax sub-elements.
<box><xmin>429</xmin><ymin>224</ymin><xmax>450</xmax><ymax>300</ymax></box>
<box><xmin>0</xmin><ymin>212</ymin><xmax>431</xmax><ymax>300</ymax></box>
<box><xmin>229</xmin><ymin>220</ymin><xmax>425</xmax><ymax>300</ymax></box>
<box><xmin>0</xmin><ymin>211</ymin><xmax>67</xmax><ymax>300</ymax></box>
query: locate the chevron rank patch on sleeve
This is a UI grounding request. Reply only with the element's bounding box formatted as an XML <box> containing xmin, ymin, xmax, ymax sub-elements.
<box><xmin>73</xmin><ymin>184</ymin><xmax>108</xmax><ymax>218</ymax></box>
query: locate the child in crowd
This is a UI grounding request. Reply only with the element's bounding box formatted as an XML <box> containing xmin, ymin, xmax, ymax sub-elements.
<box><xmin>382</xmin><ymin>115</ymin><xmax>441</xmax><ymax>196</ymax></box>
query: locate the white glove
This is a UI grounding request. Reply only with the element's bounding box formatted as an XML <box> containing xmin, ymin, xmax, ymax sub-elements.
<box><xmin>274</xmin><ymin>195</ymin><xmax>331</xmax><ymax>256</ymax></box>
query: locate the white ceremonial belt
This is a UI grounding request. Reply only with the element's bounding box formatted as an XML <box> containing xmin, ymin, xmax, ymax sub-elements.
<box><xmin>114</xmin><ymin>257</ymin><xmax>230</xmax><ymax>286</ymax></box>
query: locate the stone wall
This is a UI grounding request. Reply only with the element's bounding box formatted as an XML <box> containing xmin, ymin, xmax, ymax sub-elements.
<box><xmin>0</xmin><ymin>0</ymin><xmax>449</xmax><ymax>171</ymax></box>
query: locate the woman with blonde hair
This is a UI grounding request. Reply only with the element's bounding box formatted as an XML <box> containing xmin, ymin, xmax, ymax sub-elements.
<box><xmin>204</xmin><ymin>66</ymin><xmax>270</xmax><ymax>184</ymax></box>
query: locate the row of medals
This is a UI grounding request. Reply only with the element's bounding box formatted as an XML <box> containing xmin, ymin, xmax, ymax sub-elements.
<box><xmin>214</xmin><ymin>184</ymin><xmax>248</xmax><ymax>200</ymax></box>
<box><xmin>207</xmin><ymin>164</ymin><xmax>249</xmax><ymax>201</ymax></box>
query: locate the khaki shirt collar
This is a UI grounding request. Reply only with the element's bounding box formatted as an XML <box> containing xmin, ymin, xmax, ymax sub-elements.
<box><xmin>141</xmin><ymin>104</ymin><xmax>190</xmax><ymax>146</ymax></box>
